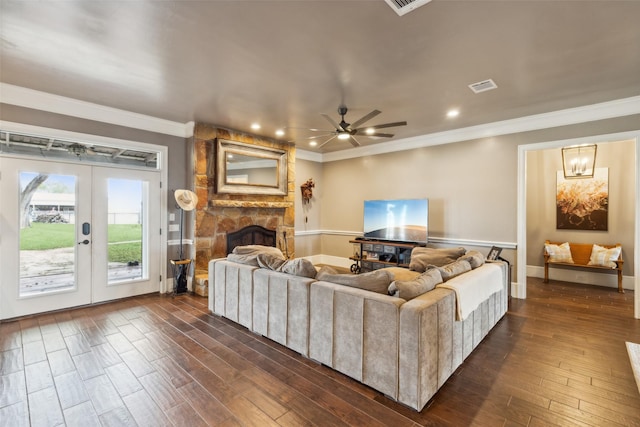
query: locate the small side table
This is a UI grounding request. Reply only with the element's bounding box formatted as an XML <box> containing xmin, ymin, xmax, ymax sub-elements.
<box><xmin>170</xmin><ymin>259</ymin><xmax>192</xmax><ymax>295</ymax></box>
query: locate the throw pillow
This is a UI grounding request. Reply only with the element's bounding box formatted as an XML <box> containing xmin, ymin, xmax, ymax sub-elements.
<box><xmin>257</xmin><ymin>254</ymin><xmax>317</xmax><ymax>278</ymax></box>
<box><xmin>316</xmin><ymin>267</ymin><xmax>394</xmax><ymax>294</ymax></box>
<box><xmin>409</xmin><ymin>246</ymin><xmax>467</xmax><ymax>272</ymax></box>
<box><xmin>379</xmin><ymin>267</ymin><xmax>421</xmax><ymax>282</ymax></box>
<box><xmin>431</xmin><ymin>259</ymin><xmax>472</xmax><ymax>281</ymax></box>
<box><xmin>388</xmin><ymin>268</ymin><xmax>443</xmax><ymax>300</ymax></box>
<box><xmin>587</xmin><ymin>244</ymin><xmax>621</xmax><ymax>269</ymax></box>
<box><xmin>544</xmin><ymin>242</ymin><xmax>574</xmax><ymax>263</ymax></box>
<box><xmin>457</xmin><ymin>250</ymin><xmax>485</xmax><ymax>269</ymax></box>
<box><xmin>279</xmin><ymin>258</ymin><xmax>318</xmax><ymax>278</ymax></box>
<box><xmin>227</xmin><ymin>245</ymin><xmax>285</xmax><ymax>266</ymax></box>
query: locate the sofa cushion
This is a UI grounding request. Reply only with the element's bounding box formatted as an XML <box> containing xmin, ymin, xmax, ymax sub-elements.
<box><xmin>409</xmin><ymin>246</ymin><xmax>467</xmax><ymax>272</ymax></box>
<box><xmin>544</xmin><ymin>242</ymin><xmax>574</xmax><ymax>263</ymax></box>
<box><xmin>587</xmin><ymin>244</ymin><xmax>621</xmax><ymax>268</ymax></box>
<box><xmin>431</xmin><ymin>259</ymin><xmax>472</xmax><ymax>281</ymax></box>
<box><xmin>227</xmin><ymin>245</ymin><xmax>285</xmax><ymax>266</ymax></box>
<box><xmin>257</xmin><ymin>253</ymin><xmax>317</xmax><ymax>278</ymax></box>
<box><xmin>316</xmin><ymin>266</ymin><xmax>393</xmax><ymax>294</ymax></box>
<box><xmin>457</xmin><ymin>250</ymin><xmax>485</xmax><ymax>269</ymax></box>
<box><xmin>388</xmin><ymin>268</ymin><xmax>443</xmax><ymax>300</ymax></box>
<box><xmin>380</xmin><ymin>267</ymin><xmax>421</xmax><ymax>282</ymax></box>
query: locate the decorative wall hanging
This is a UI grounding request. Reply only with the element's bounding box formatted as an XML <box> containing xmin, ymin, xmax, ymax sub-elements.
<box><xmin>556</xmin><ymin>168</ymin><xmax>608</xmax><ymax>230</ymax></box>
<box><xmin>300</xmin><ymin>178</ymin><xmax>315</xmax><ymax>204</ymax></box>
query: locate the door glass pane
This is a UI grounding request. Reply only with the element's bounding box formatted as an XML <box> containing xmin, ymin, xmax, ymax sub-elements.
<box><xmin>19</xmin><ymin>172</ymin><xmax>76</xmax><ymax>296</ymax></box>
<box><xmin>108</xmin><ymin>178</ymin><xmax>145</xmax><ymax>284</ymax></box>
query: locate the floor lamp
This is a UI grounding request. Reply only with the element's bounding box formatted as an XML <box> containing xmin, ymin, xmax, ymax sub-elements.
<box><xmin>172</xmin><ymin>189</ymin><xmax>198</xmax><ymax>294</ymax></box>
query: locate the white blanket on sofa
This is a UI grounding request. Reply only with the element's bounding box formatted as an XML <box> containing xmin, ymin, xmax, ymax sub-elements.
<box><xmin>436</xmin><ymin>263</ymin><xmax>504</xmax><ymax>321</ymax></box>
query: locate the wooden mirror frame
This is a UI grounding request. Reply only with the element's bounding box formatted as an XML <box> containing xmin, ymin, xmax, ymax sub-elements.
<box><xmin>215</xmin><ymin>138</ymin><xmax>287</xmax><ymax>195</ymax></box>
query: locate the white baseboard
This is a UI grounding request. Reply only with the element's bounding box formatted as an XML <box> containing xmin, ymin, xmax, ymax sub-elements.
<box><xmin>527</xmin><ymin>265</ymin><xmax>633</xmax><ymax>290</ymax></box>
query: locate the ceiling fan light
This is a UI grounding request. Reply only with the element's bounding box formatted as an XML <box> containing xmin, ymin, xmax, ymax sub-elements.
<box><xmin>337</xmin><ymin>133</ymin><xmax>350</xmax><ymax>140</ymax></box>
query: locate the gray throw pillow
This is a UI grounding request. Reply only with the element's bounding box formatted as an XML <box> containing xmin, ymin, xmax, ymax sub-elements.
<box><xmin>257</xmin><ymin>254</ymin><xmax>317</xmax><ymax>278</ymax></box>
<box><xmin>457</xmin><ymin>250</ymin><xmax>486</xmax><ymax>269</ymax></box>
<box><xmin>388</xmin><ymin>268</ymin><xmax>443</xmax><ymax>300</ymax></box>
<box><xmin>431</xmin><ymin>259</ymin><xmax>472</xmax><ymax>281</ymax></box>
<box><xmin>409</xmin><ymin>246</ymin><xmax>467</xmax><ymax>271</ymax></box>
<box><xmin>316</xmin><ymin>267</ymin><xmax>394</xmax><ymax>294</ymax></box>
<box><xmin>228</xmin><ymin>245</ymin><xmax>285</xmax><ymax>266</ymax></box>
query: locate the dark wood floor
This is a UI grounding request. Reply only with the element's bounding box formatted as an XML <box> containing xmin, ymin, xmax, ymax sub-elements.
<box><xmin>1</xmin><ymin>277</ymin><xmax>639</xmax><ymax>426</ymax></box>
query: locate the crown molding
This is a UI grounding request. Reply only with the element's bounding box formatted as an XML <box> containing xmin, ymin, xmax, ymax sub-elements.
<box><xmin>320</xmin><ymin>95</ymin><xmax>640</xmax><ymax>163</ymax></box>
<box><xmin>295</xmin><ymin>149</ymin><xmax>323</xmax><ymax>162</ymax></box>
<box><xmin>3</xmin><ymin>83</ymin><xmax>638</xmax><ymax>154</ymax></box>
<box><xmin>0</xmin><ymin>83</ymin><xmax>193</xmax><ymax>138</ymax></box>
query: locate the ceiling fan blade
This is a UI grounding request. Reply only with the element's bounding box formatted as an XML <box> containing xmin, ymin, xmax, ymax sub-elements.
<box><xmin>306</xmin><ymin>133</ymin><xmax>334</xmax><ymax>140</ymax></box>
<box><xmin>349</xmin><ymin>135</ymin><xmax>361</xmax><ymax>147</ymax></box>
<box><xmin>359</xmin><ymin>121</ymin><xmax>407</xmax><ymax>131</ymax></box>
<box><xmin>321</xmin><ymin>114</ymin><xmax>343</xmax><ymax>131</ymax></box>
<box><xmin>317</xmin><ymin>135</ymin><xmax>338</xmax><ymax>149</ymax></box>
<box><xmin>350</xmin><ymin>109</ymin><xmax>381</xmax><ymax>129</ymax></box>
<box><xmin>286</xmin><ymin>126</ymin><xmax>331</xmax><ymax>132</ymax></box>
<box><xmin>367</xmin><ymin>133</ymin><xmax>394</xmax><ymax>138</ymax></box>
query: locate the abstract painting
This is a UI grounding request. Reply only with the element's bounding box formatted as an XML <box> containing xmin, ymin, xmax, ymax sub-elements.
<box><xmin>556</xmin><ymin>167</ymin><xmax>608</xmax><ymax>230</ymax></box>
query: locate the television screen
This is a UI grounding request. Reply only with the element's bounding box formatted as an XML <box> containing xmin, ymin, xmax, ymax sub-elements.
<box><xmin>363</xmin><ymin>198</ymin><xmax>428</xmax><ymax>243</ymax></box>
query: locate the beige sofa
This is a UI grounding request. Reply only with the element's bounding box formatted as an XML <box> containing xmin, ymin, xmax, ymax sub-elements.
<box><xmin>208</xmin><ymin>258</ymin><xmax>509</xmax><ymax>411</ymax></box>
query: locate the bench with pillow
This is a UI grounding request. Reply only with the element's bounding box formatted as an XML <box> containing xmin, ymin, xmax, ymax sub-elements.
<box><xmin>543</xmin><ymin>240</ymin><xmax>624</xmax><ymax>292</ymax></box>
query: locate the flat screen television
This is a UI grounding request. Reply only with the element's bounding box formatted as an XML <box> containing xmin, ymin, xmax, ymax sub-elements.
<box><xmin>363</xmin><ymin>198</ymin><xmax>428</xmax><ymax>243</ymax></box>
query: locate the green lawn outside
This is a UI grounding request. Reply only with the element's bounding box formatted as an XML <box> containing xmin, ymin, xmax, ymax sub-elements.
<box><xmin>20</xmin><ymin>223</ymin><xmax>142</xmax><ymax>263</ymax></box>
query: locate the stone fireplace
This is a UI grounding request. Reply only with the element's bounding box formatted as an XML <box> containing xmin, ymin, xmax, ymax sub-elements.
<box><xmin>192</xmin><ymin>123</ymin><xmax>295</xmax><ymax>279</ymax></box>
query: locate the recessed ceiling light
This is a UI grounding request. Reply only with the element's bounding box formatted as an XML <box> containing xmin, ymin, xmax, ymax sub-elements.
<box><xmin>309</xmin><ymin>140</ymin><xmax>317</xmax><ymax>147</ymax></box>
<box><xmin>447</xmin><ymin>109</ymin><xmax>460</xmax><ymax>118</ymax></box>
<box><xmin>365</xmin><ymin>128</ymin><xmax>375</xmax><ymax>135</ymax></box>
<box><xmin>251</xmin><ymin>123</ymin><xmax>261</xmax><ymax>130</ymax></box>
<box><xmin>275</xmin><ymin>129</ymin><xmax>285</xmax><ymax>137</ymax></box>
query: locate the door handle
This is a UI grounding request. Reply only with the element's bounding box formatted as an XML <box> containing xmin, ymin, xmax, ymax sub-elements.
<box><xmin>78</xmin><ymin>239</ymin><xmax>90</xmax><ymax>245</ymax></box>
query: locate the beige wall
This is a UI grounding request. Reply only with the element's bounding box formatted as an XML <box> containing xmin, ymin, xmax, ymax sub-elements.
<box><xmin>294</xmin><ymin>114</ymin><xmax>640</xmax><ymax>278</ymax></box>
<box><xmin>294</xmin><ymin>159</ymin><xmax>323</xmax><ymax>257</ymax></box>
<box><xmin>526</xmin><ymin>139</ymin><xmax>636</xmax><ymax>274</ymax></box>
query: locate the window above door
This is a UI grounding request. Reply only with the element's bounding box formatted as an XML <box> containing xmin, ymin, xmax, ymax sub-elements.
<box><xmin>0</xmin><ymin>130</ymin><xmax>160</xmax><ymax>169</ymax></box>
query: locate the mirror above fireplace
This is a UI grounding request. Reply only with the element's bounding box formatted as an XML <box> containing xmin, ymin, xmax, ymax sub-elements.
<box><xmin>215</xmin><ymin>138</ymin><xmax>288</xmax><ymax>195</ymax></box>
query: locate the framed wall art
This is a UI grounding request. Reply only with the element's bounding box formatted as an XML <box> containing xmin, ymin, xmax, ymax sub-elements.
<box><xmin>556</xmin><ymin>167</ymin><xmax>608</xmax><ymax>230</ymax></box>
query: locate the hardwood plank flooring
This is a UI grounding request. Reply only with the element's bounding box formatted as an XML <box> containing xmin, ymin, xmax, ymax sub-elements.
<box><xmin>1</xmin><ymin>277</ymin><xmax>639</xmax><ymax>426</ymax></box>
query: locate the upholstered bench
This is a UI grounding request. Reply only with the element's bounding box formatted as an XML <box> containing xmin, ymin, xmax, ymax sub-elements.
<box><xmin>543</xmin><ymin>240</ymin><xmax>624</xmax><ymax>293</ymax></box>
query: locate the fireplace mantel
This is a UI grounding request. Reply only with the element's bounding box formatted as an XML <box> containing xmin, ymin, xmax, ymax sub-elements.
<box><xmin>210</xmin><ymin>200</ymin><xmax>293</xmax><ymax>209</ymax></box>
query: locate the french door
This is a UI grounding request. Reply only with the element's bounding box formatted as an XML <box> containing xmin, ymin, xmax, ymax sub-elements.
<box><xmin>0</xmin><ymin>158</ymin><xmax>161</xmax><ymax>319</ymax></box>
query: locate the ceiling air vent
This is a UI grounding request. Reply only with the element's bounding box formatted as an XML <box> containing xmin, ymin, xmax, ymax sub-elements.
<box><xmin>384</xmin><ymin>0</ymin><xmax>433</xmax><ymax>16</ymax></box>
<box><xmin>468</xmin><ymin>79</ymin><xmax>498</xmax><ymax>94</ymax></box>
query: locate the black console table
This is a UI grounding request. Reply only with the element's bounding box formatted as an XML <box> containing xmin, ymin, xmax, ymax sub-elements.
<box><xmin>349</xmin><ymin>239</ymin><xmax>424</xmax><ymax>273</ymax></box>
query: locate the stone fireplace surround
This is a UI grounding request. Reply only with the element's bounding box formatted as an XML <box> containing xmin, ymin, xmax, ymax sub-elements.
<box><xmin>193</xmin><ymin>123</ymin><xmax>295</xmax><ymax>279</ymax></box>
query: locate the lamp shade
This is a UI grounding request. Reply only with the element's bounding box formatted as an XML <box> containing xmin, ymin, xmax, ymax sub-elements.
<box><xmin>562</xmin><ymin>144</ymin><xmax>597</xmax><ymax>179</ymax></box>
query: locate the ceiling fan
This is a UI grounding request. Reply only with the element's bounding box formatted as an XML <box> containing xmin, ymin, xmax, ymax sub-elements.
<box><xmin>310</xmin><ymin>105</ymin><xmax>407</xmax><ymax>148</ymax></box>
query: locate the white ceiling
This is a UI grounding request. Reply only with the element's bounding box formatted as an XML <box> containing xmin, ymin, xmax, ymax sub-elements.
<box><xmin>1</xmin><ymin>1</ymin><xmax>639</xmax><ymax>153</ymax></box>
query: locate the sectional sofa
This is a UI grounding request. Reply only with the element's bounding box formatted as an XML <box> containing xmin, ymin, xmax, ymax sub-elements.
<box><xmin>207</xmin><ymin>254</ymin><xmax>508</xmax><ymax>411</ymax></box>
